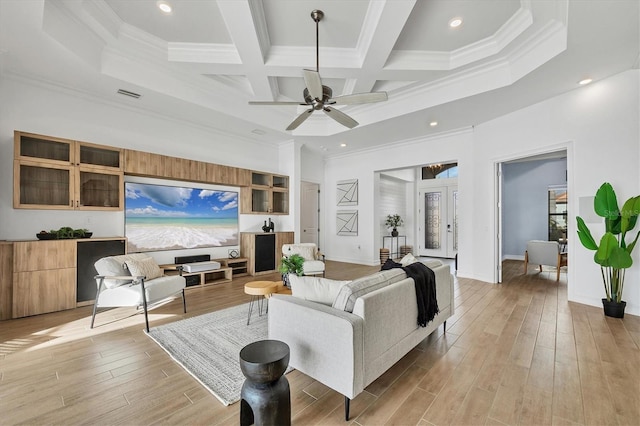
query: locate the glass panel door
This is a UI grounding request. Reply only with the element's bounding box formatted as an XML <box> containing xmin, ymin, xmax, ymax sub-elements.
<box><xmin>418</xmin><ymin>185</ymin><xmax>458</xmax><ymax>258</ymax></box>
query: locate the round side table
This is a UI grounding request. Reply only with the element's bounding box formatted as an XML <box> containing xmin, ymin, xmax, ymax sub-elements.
<box><xmin>244</xmin><ymin>281</ymin><xmax>278</xmax><ymax>325</ymax></box>
<box><xmin>239</xmin><ymin>339</ymin><xmax>291</xmax><ymax>426</ymax></box>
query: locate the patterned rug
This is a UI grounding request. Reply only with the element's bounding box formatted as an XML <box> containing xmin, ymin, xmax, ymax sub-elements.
<box><xmin>146</xmin><ymin>302</ymin><xmax>268</xmax><ymax>406</ymax></box>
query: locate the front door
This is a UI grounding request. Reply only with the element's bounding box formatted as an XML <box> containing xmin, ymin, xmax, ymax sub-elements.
<box><xmin>418</xmin><ymin>184</ymin><xmax>458</xmax><ymax>258</ymax></box>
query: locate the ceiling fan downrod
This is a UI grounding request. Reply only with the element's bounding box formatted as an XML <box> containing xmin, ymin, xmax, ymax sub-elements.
<box><xmin>311</xmin><ymin>9</ymin><xmax>323</xmax><ymax>72</ymax></box>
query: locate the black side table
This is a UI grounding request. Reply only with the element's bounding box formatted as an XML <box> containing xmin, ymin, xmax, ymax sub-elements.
<box><xmin>239</xmin><ymin>339</ymin><xmax>291</xmax><ymax>426</ymax></box>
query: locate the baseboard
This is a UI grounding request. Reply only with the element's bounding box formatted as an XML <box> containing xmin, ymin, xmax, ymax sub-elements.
<box><xmin>503</xmin><ymin>254</ymin><xmax>525</xmax><ymax>261</ymax></box>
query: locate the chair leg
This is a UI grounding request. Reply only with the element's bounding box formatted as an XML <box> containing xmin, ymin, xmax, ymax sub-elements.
<box><xmin>91</xmin><ymin>277</ymin><xmax>105</xmax><ymax>329</ymax></box>
<box><xmin>182</xmin><ymin>289</ymin><xmax>187</xmax><ymax>313</ymax></box>
<box><xmin>140</xmin><ymin>279</ymin><xmax>150</xmax><ymax>332</ymax></box>
<box><xmin>523</xmin><ymin>251</ymin><xmax>528</xmax><ymax>274</ymax></box>
<box><xmin>344</xmin><ymin>396</ymin><xmax>350</xmax><ymax>421</ymax></box>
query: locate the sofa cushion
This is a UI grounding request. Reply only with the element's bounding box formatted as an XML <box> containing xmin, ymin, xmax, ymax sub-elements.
<box><xmin>400</xmin><ymin>253</ymin><xmax>418</xmax><ymax>266</ymax></box>
<box><xmin>289</xmin><ymin>275</ymin><xmax>351</xmax><ymax>306</ymax></box>
<box><xmin>125</xmin><ymin>256</ymin><xmax>163</xmax><ymax>281</ymax></box>
<box><xmin>332</xmin><ymin>269</ymin><xmax>407</xmax><ymax>312</ymax></box>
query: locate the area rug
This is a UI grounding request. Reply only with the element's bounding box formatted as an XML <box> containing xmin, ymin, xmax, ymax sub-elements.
<box><xmin>146</xmin><ymin>302</ymin><xmax>268</xmax><ymax>406</ymax></box>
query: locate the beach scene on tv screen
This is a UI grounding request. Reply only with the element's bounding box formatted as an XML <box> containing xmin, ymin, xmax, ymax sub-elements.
<box><xmin>125</xmin><ymin>182</ymin><xmax>239</xmax><ymax>253</ymax></box>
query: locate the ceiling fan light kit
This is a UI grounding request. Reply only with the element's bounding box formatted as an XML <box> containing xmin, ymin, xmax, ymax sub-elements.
<box><xmin>249</xmin><ymin>9</ymin><xmax>388</xmax><ymax>131</ymax></box>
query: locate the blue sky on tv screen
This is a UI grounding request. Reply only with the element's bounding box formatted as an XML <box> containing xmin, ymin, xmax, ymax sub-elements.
<box><xmin>125</xmin><ymin>182</ymin><xmax>238</xmax><ymax>218</ymax></box>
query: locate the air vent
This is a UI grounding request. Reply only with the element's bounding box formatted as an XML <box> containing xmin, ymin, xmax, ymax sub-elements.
<box><xmin>117</xmin><ymin>89</ymin><xmax>141</xmax><ymax>99</ymax></box>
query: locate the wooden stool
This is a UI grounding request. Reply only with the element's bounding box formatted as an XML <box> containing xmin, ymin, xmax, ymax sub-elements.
<box><xmin>244</xmin><ymin>281</ymin><xmax>278</xmax><ymax>325</ymax></box>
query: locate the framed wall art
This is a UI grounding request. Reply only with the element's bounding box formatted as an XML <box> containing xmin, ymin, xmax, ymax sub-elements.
<box><xmin>337</xmin><ymin>179</ymin><xmax>358</xmax><ymax>206</ymax></box>
<box><xmin>337</xmin><ymin>210</ymin><xmax>358</xmax><ymax>236</ymax></box>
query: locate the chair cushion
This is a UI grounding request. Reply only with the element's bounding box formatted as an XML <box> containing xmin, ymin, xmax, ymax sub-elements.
<box><xmin>96</xmin><ymin>275</ymin><xmax>186</xmax><ymax>307</ymax></box>
<box><xmin>94</xmin><ymin>253</ymin><xmax>146</xmax><ymax>289</ymax></box>
<box><xmin>289</xmin><ymin>275</ymin><xmax>351</xmax><ymax>306</ymax></box>
<box><xmin>332</xmin><ymin>269</ymin><xmax>407</xmax><ymax>312</ymax></box>
<box><xmin>302</xmin><ymin>260</ymin><xmax>325</xmax><ymax>274</ymax></box>
<box><xmin>282</xmin><ymin>243</ymin><xmax>318</xmax><ymax>261</ymax></box>
<box><xmin>125</xmin><ymin>257</ymin><xmax>163</xmax><ymax>281</ymax></box>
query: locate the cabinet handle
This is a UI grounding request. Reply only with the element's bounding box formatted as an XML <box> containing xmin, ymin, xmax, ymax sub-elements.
<box><xmin>76</xmin><ymin>200</ymin><xmax>79</xmax><ymax>208</ymax></box>
<box><xmin>70</xmin><ymin>199</ymin><xmax>73</xmax><ymax>207</ymax></box>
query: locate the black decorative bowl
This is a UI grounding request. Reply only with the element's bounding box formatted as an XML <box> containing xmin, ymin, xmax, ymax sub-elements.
<box><xmin>36</xmin><ymin>233</ymin><xmax>57</xmax><ymax>240</ymax></box>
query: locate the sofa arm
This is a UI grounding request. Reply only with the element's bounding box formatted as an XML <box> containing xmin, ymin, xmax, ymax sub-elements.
<box><xmin>268</xmin><ymin>295</ymin><xmax>365</xmax><ymax>398</ymax></box>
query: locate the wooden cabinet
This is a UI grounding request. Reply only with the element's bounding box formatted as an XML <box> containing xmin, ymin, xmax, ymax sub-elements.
<box><xmin>124</xmin><ymin>149</ymin><xmax>251</xmax><ymax>186</ymax></box>
<box><xmin>216</xmin><ymin>257</ymin><xmax>249</xmax><ymax>278</ymax></box>
<box><xmin>12</xmin><ymin>240</ymin><xmax>77</xmax><ymax>318</ymax></box>
<box><xmin>241</xmin><ymin>171</ymin><xmax>289</xmax><ymax>214</ymax></box>
<box><xmin>241</xmin><ymin>232</ymin><xmax>294</xmax><ymax>275</ymax></box>
<box><xmin>14</xmin><ymin>131</ymin><xmax>123</xmax><ymax>210</ymax></box>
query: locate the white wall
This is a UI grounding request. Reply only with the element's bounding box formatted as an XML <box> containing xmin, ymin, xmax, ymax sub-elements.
<box><xmin>0</xmin><ymin>76</ymin><xmax>285</xmax><ymax>263</ymax></box>
<box><xmin>322</xmin><ymin>70</ymin><xmax>639</xmax><ymax>315</ymax></box>
<box><xmin>323</xmin><ymin>130</ymin><xmax>471</xmax><ymax>265</ymax></box>
<box><xmin>473</xmin><ymin>70</ymin><xmax>639</xmax><ymax>314</ymax></box>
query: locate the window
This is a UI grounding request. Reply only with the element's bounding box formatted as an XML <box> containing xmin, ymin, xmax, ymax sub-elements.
<box><xmin>548</xmin><ymin>186</ymin><xmax>567</xmax><ymax>241</ymax></box>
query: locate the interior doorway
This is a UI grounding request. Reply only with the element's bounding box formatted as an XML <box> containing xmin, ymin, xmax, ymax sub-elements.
<box><xmin>496</xmin><ymin>149</ymin><xmax>568</xmax><ymax>283</ymax></box>
<box><xmin>300</xmin><ymin>181</ymin><xmax>320</xmax><ymax>246</ymax></box>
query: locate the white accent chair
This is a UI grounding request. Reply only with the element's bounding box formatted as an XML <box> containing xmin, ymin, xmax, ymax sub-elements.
<box><xmin>282</xmin><ymin>243</ymin><xmax>325</xmax><ymax>277</ymax></box>
<box><xmin>524</xmin><ymin>240</ymin><xmax>567</xmax><ymax>281</ymax></box>
<box><xmin>92</xmin><ymin>253</ymin><xmax>187</xmax><ymax>332</ymax></box>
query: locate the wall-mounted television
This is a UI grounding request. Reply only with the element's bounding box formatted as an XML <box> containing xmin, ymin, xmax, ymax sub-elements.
<box><xmin>125</xmin><ymin>181</ymin><xmax>239</xmax><ymax>253</ymax></box>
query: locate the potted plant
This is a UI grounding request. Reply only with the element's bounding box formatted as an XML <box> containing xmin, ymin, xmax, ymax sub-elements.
<box><xmin>576</xmin><ymin>182</ymin><xmax>640</xmax><ymax>318</ymax></box>
<box><xmin>385</xmin><ymin>214</ymin><xmax>403</xmax><ymax>237</ymax></box>
<box><xmin>279</xmin><ymin>254</ymin><xmax>305</xmax><ymax>287</ymax></box>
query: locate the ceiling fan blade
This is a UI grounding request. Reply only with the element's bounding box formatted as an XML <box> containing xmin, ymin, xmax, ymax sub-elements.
<box><xmin>249</xmin><ymin>101</ymin><xmax>305</xmax><ymax>106</ymax></box>
<box><xmin>303</xmin><ymin>69</ymin><xmax>323</xmax><ymax>100</ymax></box>
<box><xmin>332</xmin><ymin>91</ymin><xmax>388</xmax><ymax>105</ymax></box>
<box><xmin>323</xmin><ymin>107</ymin><xmax>359</xmax><ymax>129</ymax></box>
<box><xmin>286</xmin><ymin>108</ymin><xmax>314</xmax><ymax>131</ymax></box>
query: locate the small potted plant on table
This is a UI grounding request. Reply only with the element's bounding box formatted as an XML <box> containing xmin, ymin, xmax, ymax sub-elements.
<box><xmin>576</xmin><ymin>182</ymin><xmax>640</xmax><ymax>318</ymax></box>
<box><xmin>385</xmin><ymin>214</ymin><xmax>403</xmax><ymax>237</ymax></box>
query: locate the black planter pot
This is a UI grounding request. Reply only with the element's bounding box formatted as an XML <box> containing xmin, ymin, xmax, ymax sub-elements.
<box><xmin>602</xmin><ymin>298</ymin><xmax>626</xmax><ymax>318</ymax></box>
<box><xmin>391</xmin><ymin>229</ymin><xmax>399</xmax><ymax>237</ymax></box>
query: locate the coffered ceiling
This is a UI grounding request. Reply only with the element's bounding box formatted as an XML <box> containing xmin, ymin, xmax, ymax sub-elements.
<box><xmin>0</xmin><ymin>0</ymin><xmax>638</xmax><ymax>155</ymax></box>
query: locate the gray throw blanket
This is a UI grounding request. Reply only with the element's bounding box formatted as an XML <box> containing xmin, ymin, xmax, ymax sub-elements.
<box><xmin>381</xmin><ymin>259</ymin><xmax>439</xmax><ymax>327</ymax></box>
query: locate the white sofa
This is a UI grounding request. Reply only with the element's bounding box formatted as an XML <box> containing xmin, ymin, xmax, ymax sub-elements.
<box><xmin>268</xmin><ymin>259</ymin><xmax>454</xmax><ymax>420</ymax></box>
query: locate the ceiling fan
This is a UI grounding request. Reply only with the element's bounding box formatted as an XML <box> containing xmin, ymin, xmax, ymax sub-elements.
<box><xmin>249</xmin><ymin>9</ymin><xmax>388</xmax><ymax>131</ymax></box>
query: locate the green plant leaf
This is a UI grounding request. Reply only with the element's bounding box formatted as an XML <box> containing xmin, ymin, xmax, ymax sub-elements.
<box><xmin>576</xmin><ymin>216</ymin><xmax>597</xmax><ymax>250</ymax></box>
<box><xmin>595</xmin><ymin>232</ymin><xmax>618</xmax><ymax>266</ymax></box>
<box><xmin>621</xmin><ymin>196</ymin><xmax>640</xmax><ymax>233</ymax></box>
<box><xmin>594</xmin><ymin>183</ymin><xmax>619</xmax><ymax>219</ymax></box>
<box><xmin>609</xmin><ymin>246</ymin><xmax>633</xmax><ymax>269</ymax></box>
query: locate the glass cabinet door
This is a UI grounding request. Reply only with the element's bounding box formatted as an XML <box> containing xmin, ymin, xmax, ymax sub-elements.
<box><xmin>251</xmin><ymin>188</ymin><xmax>269</xmax><ymax>213</ymax></box>
<box><xmin>16</xmin><ymin>161</ymin><xmax>73</xmax><ymax>208</ymax></box>
<box><xmin>17</xmin><ymin>134</ymin><xmax>72</xmax><ymax>164</ymax></box>
<box><xmin>78</xmin><ymin>170</ymin><xmax>122</xmax><ymax>209</ymax></box>
<box><xmin>78</xmin><ymin>144</ymin><xmax>121</xmax><ymax>169</ymax></box>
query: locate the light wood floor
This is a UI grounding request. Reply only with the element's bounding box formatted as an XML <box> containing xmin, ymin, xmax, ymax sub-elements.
<box><xmin>1</xmin><ymin>260</ymin><xmax>638</xmax><ymax>425</ymax></box>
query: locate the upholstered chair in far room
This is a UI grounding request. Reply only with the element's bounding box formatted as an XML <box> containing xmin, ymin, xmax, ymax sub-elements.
<box><xmin>523</xmin><ymin>240</ymin><xmax>567</xmax><ymax>281</ymax></box>
<box><xmin>92</xmin><ymin>253</ymin><xmax>187</xmax><ymax>332</ymax></box>
<box><xmin>281</xmin><ymin>243</ymin><xmax>325</xmax><ymax>277</ymax></box>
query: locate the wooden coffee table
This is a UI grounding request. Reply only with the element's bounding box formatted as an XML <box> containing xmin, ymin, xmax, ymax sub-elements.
<box><xmin>244</xmin><ymin>281</ymin><xmax>278</xmax><ymax>325</ymax></box>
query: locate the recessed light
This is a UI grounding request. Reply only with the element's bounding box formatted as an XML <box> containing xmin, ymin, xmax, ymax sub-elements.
<box><xmin>430</xmin><ymin>121</ymin><xmax>438</xmax><ymax>127</ymax></box>
<box><xmin>449</xmin><ymin>18</ymin><xmax>463</xmax><ymax>28</ymax></box>
<box><xmin>578</xmin><ymin>78</ymin><xmax>593</xmax><ymax>85</ymax></box>
<box><xmin>157</xmin><ymin>1</ymin><xmax>172</xmax><ymax>14</ymax></box>
<box><xmin>251</xmin><ymin>129</ymin><xmax>266</xmax><ymax>135</ymax></box>
<box><xmin>340</xmin><ymin>143</ymin><xmax>347</xmax><ymax>147</ymax></box>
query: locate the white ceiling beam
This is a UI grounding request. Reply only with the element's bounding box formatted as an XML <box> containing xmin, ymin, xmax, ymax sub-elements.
<box><xmin>217</xmin><ymin>0</ymin><xmax>274</xmax><ymax>100</ymax></box>
<box><xmin>348</xmin><ymin>0</ymin><xmax>417</xmax><ymax>94</ymax></box>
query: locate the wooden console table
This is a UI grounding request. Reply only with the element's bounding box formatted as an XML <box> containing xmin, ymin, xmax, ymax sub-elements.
<box><xmin>161</xmin><ymin>264</ymin><xmax>232</xmax><ymax>287</ymax></box>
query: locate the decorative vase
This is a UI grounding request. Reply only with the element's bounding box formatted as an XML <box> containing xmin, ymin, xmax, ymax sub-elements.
<box><xmin>391</xmin><ymin>228</ymin><xmax>398</xmax><ymax>237</ymax></box>
<box><xmin>602</xmin><ymin>298</ymin><xmax>626</xmax><ymax>318</ymax></box>
<box><xmin>282</xmin><ymin>273</ymin><xmax>290</xmax><ymax>288</ymax></box>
